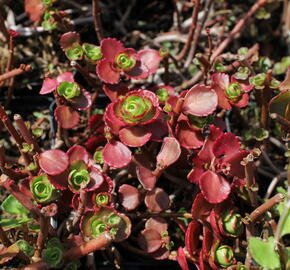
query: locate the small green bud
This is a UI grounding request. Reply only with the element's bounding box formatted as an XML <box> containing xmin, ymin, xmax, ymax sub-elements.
<box><xmin>106</xmin><ymin>214</ymin><xmax>121</xmax><ymax>227</ymax></box>
<box><xmin>225</xmin><ymin>82</ymin><xmax>242</xmax><ymax>101</ymax></box>
<box><xmin>65</xmin><ymin>44</ymin><xmax>83</xmax><ymax>61</ymax></box>
<box><xmin>234</xmin><ymin>66</ymin><xmax>251</xmax><ymax>80</ymax></box>
<box><xmin>156</xmin><ymin>88</ymin><xmax>169</xmax><ymax>102</ymax></box>
<box><xmin>69</xmin><ymin>169</ymin><xmax>90</xmax><ymax>191</ymax></box>
<box><xmin>214</xmin><ymin>61</ymin><xmax>227</xmax><ymax>72</ymax></box>
<box><xmin>82</xmin><ymin>43</ymin><xmax>102</xmax><ymax>61</ymax></box>
<box><xmin>255</xmin><ymin>7</ymin><xmax>271</xmax><ymax>20</ymax></box>
<box><xmin>188</xmin><ymin>114</ymin><xmax>213</xmax><ymax>129</ymax></box>
<box><xmin>27</xmin><ymin>162</ymin><xmax>38</xmax><ymax>171</ymax></box>
<box><xmin>90</xmin><ymin>218</ymin><xmax>106</xmax><ymax>238</ymax></box>
<box><xmin>93</xmin><ymin>150</ymin><xmax>104</xmax><ymax>164</ymax></box>
<box><xmin>46</xmin><ymin>237</ymin><xmax>63</xmax><ymax>250</ymax></box>
<box><xmin>269</xmin><ymin>78</ymin><xmax>280</xmax><ymax>89</ymax></box>
<box><xmin>95</xmin><ymin>193</ymin><xmax>110</xmax><ymax>206</ymax></box>
<box><xmin>42</xmin><ymin>246</ymin><xmax>63</xmax><ymax>268</ymax></box>
<box><xmin>238</xmin><ymin>47</ymin><xmax>248</xmax><ymax>56</ymax></box>
<box><xmin>16</xmin><ymin>240</ymin><xmax>34</xmax><ymax>257</ymax></box>
<box><xmin>215</xmin><ymin>245</ymin><xmax>235</xmax><ymax>267</ymax></box>
<box><xmin>249</xmin><ymin>73</ymin><xmax>267</xmax><ymax>89</ymax></box>
<box><xmin>222</xmin><ymin>211</ymin><xmax>243</xmax><ymax>237</ymax></box>
<box><xmin>32</xmin><ymin>128</ymin><xmax>44</xmax><ymax>137</ymax></box>
<box><xmin>159</xmin><ymin>47</ymin><xmax>169</xmax><ymax>58</ymax></box>
<box><xmin>163</xmin><ymin>103</ymin><xmax>172</xmax><ymax>113</ymax></box>
<box><xmin>57</xmin><ymin>82</ymin><xmax>81</xmax><ymax>100</ymax></box>
<box><xmin>22</xmin><ymin>143</ymin><xmax>33</xmax><ymax>153</ymax></box>
<box><xmin>116</xmin><ymin>53</ymin><xmax>136</xmax><ymax>70</ymax></box>
<box><xmin>42</xmin><ymin>0</ymin><xmax>53</xmax><ymax>6</ymax></box>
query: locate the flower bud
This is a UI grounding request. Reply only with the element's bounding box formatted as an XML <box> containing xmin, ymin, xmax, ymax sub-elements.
<box><xmin>16</xmin><ymin>240</ymin><xmax>34</xmax><ymax>257</ymax></box>
<box><xmin>156</xmin><ymin>88</ymin><xmax>169</xmax><ymax>102</ymax></box>
<box><xmin>249</xmin><ymin>73</ymin><xmax>267</xmax><ymax>89</ymax></box>
<box><xmin>42</xmin><ymin>246</ymin><xmax>63</xmax><ymax>268</ymax></box>
<box><xmin>82</xmin><ymin>43</ymin><xmax>102</xmax><ymax>62</ymax></box>
<box><xmin>65</xmin><ymin>44</ymin><xmax>84</xmax><ymax>61</ymax></box>
<box><xmin>68</xmin><ymin>168</ymin><xmax>90</xmax><ymax>192</ymax></box>
<box><xmin>90</xmin><ymin>217</ymin><xmax>107</xmax><ymax>238</ymax></box>
<box><xmin>116</xmin><ymin>53</ymin><xmax>136</xmax><ymax>70</ymax></box>
<box><xmin>105</xmin><ymin>213</ymin><xmax>121</xmax><ymax>228</ymax></box>
<box><xmin>94</xmin><ymin>192</ymin><xmax>110</xmax><ymax>207</ymax></box>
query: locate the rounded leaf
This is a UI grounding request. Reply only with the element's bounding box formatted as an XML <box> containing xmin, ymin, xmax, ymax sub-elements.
<box><xmin>145</xmin><ymin>187</ymin><xmax>170</xmax><ymax>213</ymax></box>
<box><xmin>182</xmin><ymin>84</ymin><xmax>218</xmax><ymax>116</ymax></box>
<box><xmin>103</xmin><ymin>141</ymin><xmax>132</xmax><ymax>169</ymax></box>
<box><xmin>40</xmin><ymin>78</ymin><xmax>57</xmax><ymax>95</ymax></box>
<box><xmin>119</xmin><ymin>126</ymin><xmax>152</xmax><ymax>147</ymax></box>
<box><xmin>39</xmin><ymin>150</ymin><xmax>69</xmax><ymax>176</ymax></box>
<box><xmin>118</xmin><ymin>184</ymin><xmax>141</xmax><ymax>211</ymax></box>
<box><xmin>60</xmin><ymin>32</ymin><xmax>80</xmax><ymax>50</ymax></box>
<box><xmin>138</xmin><ymin>229</ymin><xmax>163</xmax><ymax>253</ymax></box>
<box><xmin>54</xmin><ymin>105</ymin><xmax>80</xmax><ymax>129</ymax></box>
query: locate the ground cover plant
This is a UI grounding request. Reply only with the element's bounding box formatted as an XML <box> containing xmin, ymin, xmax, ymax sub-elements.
<box><xmin>0</xmin><ymin>0</ymin><xmax>289</xmax><ymax>269</ymax></box>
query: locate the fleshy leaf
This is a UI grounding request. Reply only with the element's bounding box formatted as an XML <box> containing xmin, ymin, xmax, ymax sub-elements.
<box><xmin>249</xmin><ymin>237</ymin><xmax>281</xmax><ymax>269</ymax></box>
<box><xmin>1</xmin><ymin>195</ymin><xmax>29</xmax><ymax>217</ymax></box>
<box><xmin>177</xmin><ymin>247</ymin><xmax>190</xmax><ymax>270</ymax></box>
<box><xmin>54</xmin><ymin>105</ymin><xmax>80</xmax><ymax>129</ymax></box>
<box><xmin>39</xmin><ymin>149</ymin><xmax>69</xmax><ymax>176</ymax></box>
<box><xmin>182</xmin><ymin>84</ymin><xmax>218</xmax><ymax>116</ymax></box>
<box><xmin>119</xmin><ymin>126</ymin><xmax>152</xmax><ymax>147</ymax></box>
<box><xmin>199</xmin><ymin>171</ymin><xmax>231</xmax><ymax>204</ymax></box>
<box><xmin>185</xmin><ymin>221</ymin><xmax>201</xmax><ymax>256</ymax></box>
<box><xmin>145</xmin><ymin>187</ymin><xmax>170</xmax><ymax>213</ymax></box>
<box><xmin>97</xmin><ymin>59</ymin><xmax>121</xmax><ymax>84</ymax></box>
<box><xmin>103</xmin><ymin>83</ymin><xmax>130</xmax><ymax>102</ymax></box>
<box><xmin>0</xmin><ymin>218</ymin><xmax>33</xmax><ymax>231</ymax></box>
<box><xmin>0</xmin><ymin>244</ymin><xmax>20</xmax><ymax>265</ymax></box>
<box><xmin>24</xmin><ymin>0</ymin><xmax>44</xmax><ymax>22</ymax></box>
<box><xmin>100</xmin><ymin>38</ymin><xmax>124</xmax><ymax>62</ymax></box>
<box><xmin>138</xmin><ymin>49</ymin><xmax>161</xmax><ymax>76</ymax></box>
<box><xmin>138</xmin><ymin>229</ymin><xmax>163</xmax><ymax>253</ymax></box>
<box><xmin>67</xmin><ymin>145</ymin><xmax>89</xmax><ymax>164</ymax></box>
<box><xmin>60</xmin><ymin>32</ymin><xmax>81</xmax><ymax>50</ymax></box>
<box><xmin>40</xmin><ymin>78</ymin><xmax>58</xmax><ymax>95</ymax></box>
<box><xmin>118</xmin><ymin>184</ymin><xmax>141</xmax><ymax>211</ymax></box>
<box><xmin>156</xmin><ymin>137</ymin><xmax>181</xmax><ymax>169</ymax></box>
<box><xmin>269</xmin><ymin>90</ymin><xmax>290</xmax><ymax>120</ymax></box>
<box><xmin>103</xmin><ymin>141</ymin><xmax>132</xmax><ymax>169</ymax></box>
<box><xmin>136</xmin><ymin>165</ymin><xmax>157</xmax><ymax>190</ymax></box>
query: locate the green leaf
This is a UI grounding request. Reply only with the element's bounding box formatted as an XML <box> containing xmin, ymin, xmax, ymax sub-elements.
<box><xmin>0</xmin><ymin>217</ymin><xmax>33</xmax><ymax>230</ymax></box>
<box><xmin>1</xmin><ymin>195</ymin><xmax>29</xmax><ymax>217</ymax></box>
<box><xmin>277</xmin><ymin>201</ymin><xmax>290</xmax><ymax>237</ymax></box>
<box><xmin>249</xmin><ymin>237</ymin><xmax>281</xmax><ymax>269</ymax></box>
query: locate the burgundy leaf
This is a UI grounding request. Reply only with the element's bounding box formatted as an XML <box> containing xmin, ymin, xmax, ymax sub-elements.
<box><xmin>145</xmin><ymin>115</ymin><xmax>168</xmax><ymax>142</ymax></box>
<box><xmin>185</xmin><ymin>221</ymin><xmax>201</xmax><ymax>256</ymax></box>
<box><xmin>182</xmin><ymin>84</ymin><xmax>218</xmax><ymax>116</ymax></box>
<box><xmin>56</xmin><ymin>72</ymin><xmax>75</xmax><ymax>83</ymax></box>
<box><xmin>54</xmin><ymin>105</ymin><xmax>80</xmax><ymax>129</ymax></box>
<box><xmin>145</xmin><ymin>187</ymin><xmax>170</xmax><ymax>213</ymax></box>
<box><xmin>103</xmin><ymin>140</ymin><xmax>132</xmax><ymax>169</ymax></box>
<box><xmin>71</xmin><ymin>90</ymin><xmax>92</xmax><ymax>111</ymax></box>
<box><xmin>48</xmin><ymin>170</ymin><xmax>69</xmax><ymax>190</ymax></box>
<box><xmin>209</xmin><ymin>209</ymin><xmax>222</xmax><ymax>239</ymax></box>
<box><xmin>191</xmin><ymin>193</ymin><xmax>213</xmax><ymax>220</ymax></box>
<box><xmin>103</xmin><ymin>83</ymin><xmax>130</xmax><ymax>102</ymax></box>
<box><xmin>24</xmin><ymin>0</ymin><xmax>44</xmax><ymax>22</ymax></box>
<box><xmin>279</xmin><ymin>67</ymin><xmax>290</xmax><ymax>91</ymax></box>
<box><xmin>156</xmin><ymin>137</ymin><xmax>181</xmax><ymax>169</ymax></box>
<box><xmin>60</xmin><ymin>32</ymin><xmax>80</xmax><ymax>50</ymax></box>
<box><xmin>118</xmin><ymin>184</ymin><xmax>141</xmax><ymax>211</ymax></box>
<box><xmin>199</xmin><ymin>171</ymin><xmax>231</xmax><ymax>204</ymax></box>
<box><xmin>138</xmin><ymin>229</ymin><xmax>163</xmax><ymax>253</ymax></box>
<box><xmin>125</xmin><ymin>60</ymin><xmax>149</xmax><ymax>80</ymax></box>
<box><xmin>40</xmin><ymin>78</ymin><xmax>57</xmax><ymax>95</ymax></box>
<box><xmin>104</xmin><ymin>103</ymin><xmax>126</xmax><ymax>134</ymax></box>
<box><xmin>213</xmin><ymin>133</ymin><xmax>241</xmax><ymax>158</ymax></box>
<box><xmin>114</xmin><ymin>213</ymin><xmax>132</xmax><ymax>242</ymax></box>
<box><xmin>39</xmin><ymin>150</ymin><xmax>69</xmax><ymax>176</ymax></box>
<box><xmin>145</xmin><ymin>217</ymin><xmax>168</xmax><ymax>234</ymax></box>
<box><xmin>119</xmin><ymin>126</ymin><xmax>152</xmax><ymax>147</ymax></box>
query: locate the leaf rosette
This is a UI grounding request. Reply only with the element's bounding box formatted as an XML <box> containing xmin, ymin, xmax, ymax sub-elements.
<box><xmin>30</xmin><ymin>174</ymin><xmax>59</xmax><ymax>204</ymax></box>
<box><xmin>113</xmin><ymin>90</ymin><xmax>160</xmax><ymax>125</ymax></box>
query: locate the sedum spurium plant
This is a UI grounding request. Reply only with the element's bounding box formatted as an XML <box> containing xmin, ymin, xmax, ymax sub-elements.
<box><xmin>0</xmin><ymin>0</ymin><xmax>290</xmax><ymax>269</ymax></box>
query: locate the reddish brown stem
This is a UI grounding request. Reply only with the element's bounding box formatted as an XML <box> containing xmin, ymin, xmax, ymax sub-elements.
<box><xmin>270</xmin><ymin>113</ymin><xmax>290</xmax><ymax>131</ymax></box>
<box><xmin>14</xmin><ymin>114</ymin><xmax>42</xmax><ymax>154</ymax></box>
<box><xmin>249</xmin><ymin>193</ymin><xmax>285</xmax><ymax>223</ymax></box>
<box><xmin>34</xmin><ymin>216</ymin><xmax>48</xmax><ymax>258</ymax></box>
<box><xmin>176</xmin><ymin>0</ymin><xmax>200</xmax><ymax>61</ymax></box>
<box><xmin>211</xmin><ymin>0</ymin><xmax>269</xmax><ymax>61</ymax></box>
<box><xmin>127</xmin><ymin>211</ymin><xmax>192</xmax><ymax>219</ymax></box>
<box><xmin>0</xmin><ymin>8</ymin><xmax>9</xmax><ymax>41</ymax></box>
<box><xmin>245</xmin><ymin>161</ymin><xmax>258</xmax><ymax>207</ymax></box>
<box><xmin>0</xmin><ymin>64</ymin><xmax>31</xmax><ymax>82</ymax></box>
<box><xmin>71</xmin><ymin>61</ymin><xmax>96</xmax><ymax>88</ymax></box>
<box><xmin>185</xmin><ymin>0</ymin><xmax>213</xmax><ymax>68</ymax></box>
<box><xmin>92</xmin><ymin>0</ymin><xmax>104</xmax><ymax>43</ymax></box>
<box><xmin>21</xmin><ymin>232</ymin><xmax>113</xmax><ymax>270</ymax></box>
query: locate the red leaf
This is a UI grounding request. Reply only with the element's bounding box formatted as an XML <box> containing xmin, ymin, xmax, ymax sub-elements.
<box><xmin>177</xmin><ymin>247</ymin><xmax>190</xmax><ymax>270</ymax></box>
<box><xmin>0</xmin><ymin>244</ymin><xmax>19</xmax><ymax>265</ymax></box>
<box><xmin>138</xmin><ymin>229</ymin><xmax>163</xmax><ymax>253</ymax></box>
<box><xmin>71</xmin><ymin>90</ymin><xmax>92</xmax><ymax>111</ymax></box>
<box><xmin>213</xmin><ymin>133</ymin><xmax>241</xmax><ymax>158</ymax></box>
<box><xmin>97</xmin><ymin>59</ymin><xmax>120</xmax><ymax>84</ymax></box>
<box><xmin>145</xmin><ymin>217</ymin><xmax>168</xmax><ymax>234</ymax></box>
<box><xmin>199</xmin><ymin>171</ymin><xmax>231</xmax><ymax>204</ymax></box>
<box><xmin>103</xmin><ymin>83</ymin><xmax>130</xmax><ymax>102</ymax></box>
<box><xmin>60</xmin><ymin>32</ymin><xmax>80</xmax><ymax>50</ymax></box>
<box><xmin>103</xmin><ymin>141</ymin><xmax>132</xmax><ymax>169</ymax></box>
<box><xmin>39</xmin><ymin>150</ymin><xmax>69</xmax><ymax>176</ymax></box>
<box><xmin>182</xmin><ymin>84</ymin><xmax>217</xmax><ymax>116</ymax></box>
<box><xmin>48</xmin><ymin>170</ymin><xmax>69</xmax><ymax>190</ymax></box>
<box><xmin>145</xmin><ymin>187</ymin><xmax>170</xmax><ymax>213</ymax></box>
<box><xmin>54</xmin><ymin>105</ymin><xmax>80</xmax><ymax>129</ymax></box>
<box><xmin>118</xmin><ymin>184</ymin><xmax>141</xmax><ymax>211</ymax></box>
<box><xmin>56</xmin><ymin>72</ymin><xmax>75</xmax><ymax>83</ymax></box>
<box><xmin>156</xmin><ymin>137</ymin><xmax>181</xmax><ymax>169</ymax></box>
<box><xmin>104</xmin><ymin>103</ymin><xmax>125</xmax><ymax>134</ymax></box>
<box><xmin>211</xmin><ymin>73</ymin><xmax>231</xmax><ymax>110</ymax></box>
<box><xmin>40</xmin><ymin>78</ymin><xmax>57</xmax><ymax>95</ymax></box>
<box><xmin>145</xmin><ymin>115</ymin><xmax>168</xmax><ymax>142</ymax></box>
<box><xmin>176</xmin><ymin>121</ymin><xmax>204</xmax><ymax>149</ymax></box>
<box><xmin>100</xmin><ymin>38</ymin><xmax>124</xmax><ymax>61</ymax></box>
<box><xmin>119</xmin><ymin>126</ymin><xmax>152</xmax><ymax>147</ymax></box>
<box><xmin>191</xmin><ymin>193</ymin><xmax>213</xmax><ymax>220</ymax></box>
<box><xmin>67</xmin><ymin>145</ymin><xmax>89</xmax><ymax>164</ymax></box>
<box><xmin>85</xmin><ymin>167</ymin><xmax>104</xmax><ymax>191</ymax></box>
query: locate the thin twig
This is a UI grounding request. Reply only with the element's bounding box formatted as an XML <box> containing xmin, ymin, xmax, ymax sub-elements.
<box><xmin>211</xmin><ymin>0</ymin><xmax>269</xmax><ymax>61</ymax></box>
<box><xmin>127</xmin><ymin>211</ymin><xmax>192</xmax><ymax>219</ymax></box>
<box><xmin>270</xmin><ymin>113</ymin><xmax>290</xmax><ymax>131</ymax></box>
<box><xmin>0</xmin><ymin>64</ymin><xmax>31</xmax><ymax>82</ymax></box>
<box><xmin>92</xmin><ymin>0</ymin><xmax>104</xmax><ymax>43</ymax></box>
<box><xmin>176</xmin><ymin>0</ymin><xmax>200</xmax><ymax>61</ymax></box>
